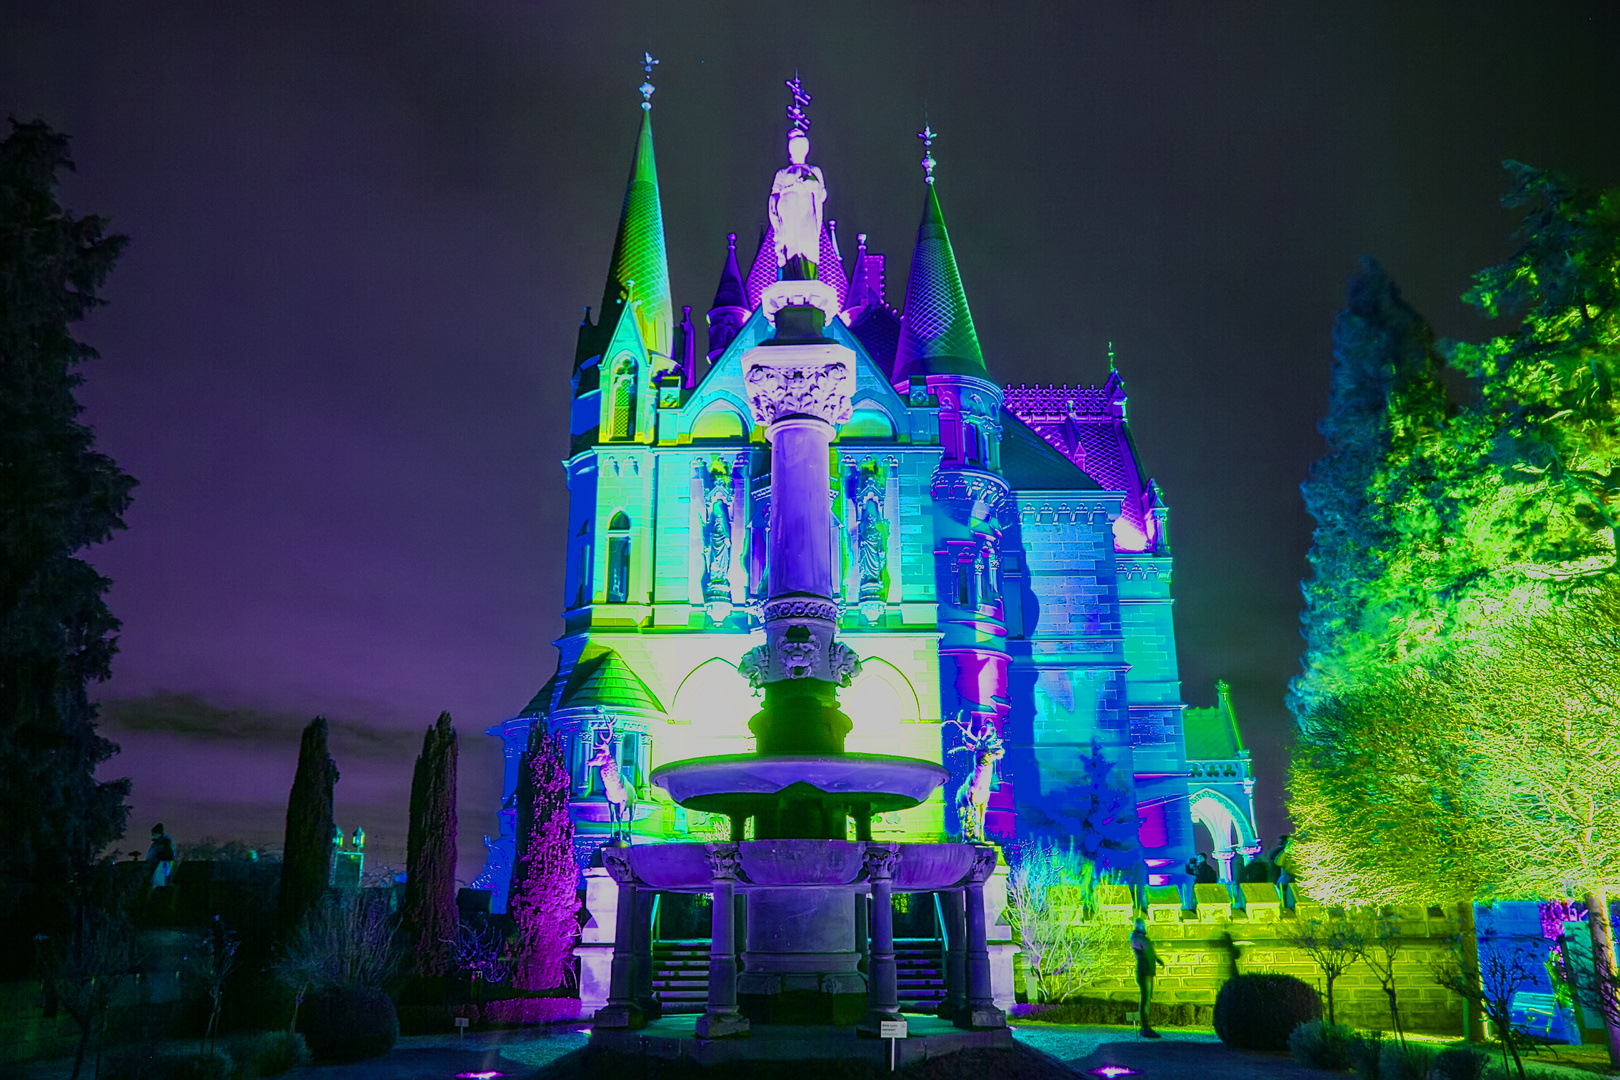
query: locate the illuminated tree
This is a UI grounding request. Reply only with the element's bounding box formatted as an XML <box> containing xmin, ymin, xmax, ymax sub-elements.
<box><xmin>277</xmin><ymin>717</ymin><xmax>339</xmax><ymax>939</ymax></box>
<box><xmin>402</xmin><ymin>711</ymin><xmax>458</xmax><ymax>977</ymax></box>
<box><xmin>1452</xmin><ymin>162</ymin><xmax>1620</xmax><ymax>570</ymax></box>
<box><xmin>0</xmin><ymin>120</ymin><xmax>134</xmax><ymax>970</ymax></box>
<box><xmin>1285</xmin><ymin>915</ymin><xmax>1365</xmax><ymax>1026</ymax></box>
<box><xmin>507</xmin><ymin>727</ymin><xmax>580</xmax><ymax>989</ymax></box>
<box><xmin>1004</xmin><ymin>841</ymin><xmax>1124</xmax><ymax>1003</ymax></box>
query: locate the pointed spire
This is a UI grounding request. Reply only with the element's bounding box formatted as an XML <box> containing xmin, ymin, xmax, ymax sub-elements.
<box><xmin>593</xmin><ymin>65</ymin><xmax>673</xmax><ymax>369</ymax></box>
<box><xmin>707</xmin><ymin>232</ymin><xmax>749</xmax><ymax>361</ymax></box>
<box><xmin>893</xmin><ymin>134</ymin><xmax>985</xmax><ymax>382</ymax></box>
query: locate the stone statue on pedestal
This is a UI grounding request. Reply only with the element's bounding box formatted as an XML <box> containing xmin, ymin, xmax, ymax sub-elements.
<box><xmin>769</xmin><ymin>130</ymin><xmax>825</xmax><ymax>281</ymax></box>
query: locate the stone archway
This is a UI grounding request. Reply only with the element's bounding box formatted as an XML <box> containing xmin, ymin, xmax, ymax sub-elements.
<box><xmin>1188</xmin><ymin>787</ymin><xmax>1257</xmax><ymax>882</ymax></box>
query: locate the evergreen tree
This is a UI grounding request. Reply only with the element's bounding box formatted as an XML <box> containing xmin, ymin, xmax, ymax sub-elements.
<box><xmin>507</xmin><ymin>727</ymin><xmax>579</xmax><ymax>990</ymax></box>
<box><xmin>277</xmin><ymin>717</ymin><xmax>339</xmax><ymax>938</ymax></box>
<box><xmin>1292</xmin><ymin>258</ymin><xmax>1459</xmax><ymax>720</ymax></box>
<box><xmin>402</xmin><ymin>711</ymin><xmax>458</xmax><ymax>977</ymax></box>
<box><xmin>0</xmin><ymin>119</ymin><xmax>134</xmax><ymax>967</ymax></box>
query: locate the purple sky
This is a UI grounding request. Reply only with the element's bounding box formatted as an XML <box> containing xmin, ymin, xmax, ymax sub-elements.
<box><xmin>5</xmin><ymin>2</ymin><xmax>1618</xmax><ymax>876</ymax></box>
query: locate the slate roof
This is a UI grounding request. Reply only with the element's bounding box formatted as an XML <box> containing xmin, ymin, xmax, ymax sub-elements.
<box><xmin>1000</xmin><ymin>409</ymin><xmax>1100</xmax><ymax>491</ymax></box>
<box><xmin>595</xmin><ymin>108</ymin><xmax>671</xmax><ymax>363</ymax></box>
<box><xmin>556</xmin><ymin>647</ymin><xmax>665</xmax><ymax>713</ymax></box>
<box><xmin>892</xmin><ymin>182</ymin><xmax>986</xmax><ymax>382</ymax></box>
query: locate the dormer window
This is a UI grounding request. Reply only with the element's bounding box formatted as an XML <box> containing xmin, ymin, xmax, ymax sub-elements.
<box><xmin>608</xmin><ymin>358</ymin><xmax>638</xmax><ymax>440</ymax></box>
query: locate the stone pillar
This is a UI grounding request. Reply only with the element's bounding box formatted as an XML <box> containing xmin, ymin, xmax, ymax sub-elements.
<box><xmin>940</xmin><ymin>887</ymin><xmax>967</xmax><ymax>1022</ymax></box>
<box><xmin>960</xmin><ymin>845</ymin><xmax>1006</xmax><ymax>1029</ymax></box>
<box><xmin>594</xmin><ymin>847</ymin><xmax>643</xmax><ymax>1029</ymax></box>
<box><xmin>573</xmin><ymin>864</ymin><xmax>618</xmax><ymax>1014</ymax></box>
<box><xmin>857</xmin><ymin>843</ymin><xmax>902</xmax><ymax>1035</ymax></box>
<box><xmin>696</xmin><ymin>844</ymin><xmax>749</xmax><ymax>1039</ymax></box>
<box><xmin>634</xmin><ymin>889</ymin><xmax>660</xmax><ymax>1020</ymax></box>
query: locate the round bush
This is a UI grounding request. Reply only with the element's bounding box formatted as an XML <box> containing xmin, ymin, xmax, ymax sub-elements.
<box><xmin>300</xmin><ymin>986</ymin><xmax>399</xmax><ymax>1063</ymax></box>
<box><xmin>229</xmin><ymin>1031</ymin><xmax>308</xmax><ymax>1077</ymax></box>
<box><xmin>1213</xmin><ymin>973</ymin><xmax>1322</xmax><ymax>1051</ymax></box>
<box><xmin>1434</xmin><ymin>1044</ymin><xmax>1490</xmax><ymax>1080</ymax></box>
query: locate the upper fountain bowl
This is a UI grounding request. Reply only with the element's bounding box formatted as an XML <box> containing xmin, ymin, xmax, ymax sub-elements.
<box><xmin>650</xmin><ymin>753</ymin><xmax>948</xmax><ymax>815</ymax></box>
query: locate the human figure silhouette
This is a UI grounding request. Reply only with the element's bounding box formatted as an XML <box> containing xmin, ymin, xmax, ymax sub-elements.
<box><xmin>1194</xmin><ymin>853</ymin><xmax>1219</xmax><ymax>884</ymax></box>
<box><xmin>1131</xmin><ymin>918</ymin><xmax>1166</xmax><ymax>1038</ymax></box>
<box><xmin>1271</xmin><ymin>834</ymin><xmax>1297</xmax><ymax>909</ymax></box>
<box><xmin>145</xmin><ymin>823</ymin><xmax>175</xmax><ymax>888</ymax></box>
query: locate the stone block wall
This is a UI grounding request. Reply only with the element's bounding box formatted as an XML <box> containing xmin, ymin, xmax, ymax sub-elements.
<box><xmin>1018</xmin><ymin>886</ymin><xmax>1468</xmax><ymax>1035</ymax></box>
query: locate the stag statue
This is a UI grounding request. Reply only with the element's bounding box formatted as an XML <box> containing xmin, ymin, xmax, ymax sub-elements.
<box><xmin>945</xmin><ymin>711</ymin><xmax>1004</xmax><ymax>843</ymax></box>
<box><xmin>587</xmin><ymin>709</ymin><xmax>637</xmax><ymax>840</ymax></box>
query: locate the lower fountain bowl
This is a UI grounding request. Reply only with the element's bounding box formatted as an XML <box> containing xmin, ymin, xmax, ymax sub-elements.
<box><xmin>649</xmin><ymin>753</ymin><xmax>949</xmax><ymax>815</ymax></box>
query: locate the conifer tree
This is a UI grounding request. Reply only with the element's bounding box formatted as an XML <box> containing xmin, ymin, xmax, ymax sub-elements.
<box><xmin>277</xmin><ymin>717</ymin><xmax>339</xmax><ymax>938</ymax></box>
<box><xmin>403</xmin><ymin>711</ymin><xmax>458</xmax><ymax>977</ymax></box>
<box><xmin>0</xmin><ymin>120</ymin><xmax>134</xmax><ymax>968</ymax></box>
<box><xmin>507</xmin><ymin>727</ymin><xmax>579</xmax><ymax>990</ymax></box>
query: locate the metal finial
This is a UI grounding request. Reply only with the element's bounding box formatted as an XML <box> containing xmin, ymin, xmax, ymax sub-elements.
<box><xmin>917</xmin><ymin>124</ymin><xmax>938</xmax><ymax>184</ymax></box>
<box><xmin>1107</xmin><ymin>340</ymin><xmax>1116</xmax><ymax>373</ymax></box>
<box><xmin>785</xmin><ymin>71</ymin><xmax>812</xmax><ymax>132</ymax></box>
<box><xmin>639</xmin><ymin>52</ymin><xmax>660</xmax><ymax>109</ymax></box>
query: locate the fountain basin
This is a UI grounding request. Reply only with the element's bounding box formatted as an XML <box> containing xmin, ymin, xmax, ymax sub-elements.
<box><xmin>625</xmin><ymin>839</ymin><xmax>983</xmax><ymax>892</ymax></box>
<box><xmin>650</xmin><ymin>753</ymin><xmax>948</xmax><ymax>815</ymax></box>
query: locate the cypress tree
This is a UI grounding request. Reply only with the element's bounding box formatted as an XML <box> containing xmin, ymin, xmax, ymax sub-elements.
<box><xmin>403</xmin><ymin>711</ymin><xmax>458</xmax><ymax>977</ymax></box>
<box><xmin>508</xmin><ymin>727</ymin><xmax>579</xmax><ymax>990</ymax></box>
<box><xmin>277</xmin><ymin>716</ymin><xmax>339</xmax><ymax>938</ymax></box>
<box><xmin>0</xmin><ymin>120</ymin><xmax>135</xmax><ymax>969</ymax></box>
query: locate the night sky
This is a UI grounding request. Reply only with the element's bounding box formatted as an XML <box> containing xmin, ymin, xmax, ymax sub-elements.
<box><xmin>5</xmin><ymin>2</ymin><xmax>1618</xmax><ymax>877</ymax></box>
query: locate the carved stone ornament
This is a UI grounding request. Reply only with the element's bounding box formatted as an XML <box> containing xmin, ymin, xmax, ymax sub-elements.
<box><xmin>744</xmin><ymin>350</ymin><xmax>855</xmax><ymax>428</ymax></box>
<box><xmin>968</xmin><ymin>845</ymin><xmax>999</xmax><ymax>884</ymax></box>
<box><xmin>705</xmin><ymin>842</ymin><xmax>744</xmax><ymax>881</ymax></box>
<box><xmin>828</xmin><ymin>641</ymin><xmax>862</xmax><ymax>687</ymax></box>
<box><xmin>763</xmin><ymin>597</ymin><xmax>840</xmax><ymax>623</ymax></box>
<box><xmin>737</xmin><ymin>645</ymin><xmax>770</xmax><ymax>691</ymax></box>
<box><xmin>601</xmin><ymin>845</ymin><xmax>637</xmax><ymax>885</ymax></box>
<box><xmin>775</xmin><ymin>631</ymin><xmax>822</xmax><ymax>679</ymax></box>
<box><xmin>862</xmin><ymin>843</ymin><xmax>901</xmax><ymax>881</ymax></box>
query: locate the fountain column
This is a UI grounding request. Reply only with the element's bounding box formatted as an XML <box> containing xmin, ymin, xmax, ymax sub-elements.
<box><xmin>858</xmin><ymin>843</ymin><xmax>903</xmax><ymax>1034</ymax></box>
<box><xmin>595</xmin><ymin>849</ymin><xmax>644</xmax><ymax>1029</ymax></box>
<box><xmin>960</xmin><ymin>846</ymin><xmax>1007</xmax><ymax>1029</ymax></box>
<box><xmin>940</xmin><ymin>887</ymin><xmax>967</xmax><ymax>1022</ymax></box>
<box><xmin>696</xmin><ymin>844</ymin><xmax>749</xmax><ymax>1039</ymax></box>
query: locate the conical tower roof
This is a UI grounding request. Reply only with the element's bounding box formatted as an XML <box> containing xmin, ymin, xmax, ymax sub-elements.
<box><xmin>892</xmin><ymin>182</ymin><xmax>986</xmax><ymax>382</ymax></box>
<box><xmin>710</xmin><ymin>233</ymin><xmax>747</xmax><ymax>311</ymax></box>
<box><xmin>557</xmin><ymin>647</ymin><xmax>665</xmax><ymax>713</ymax></box>
<box><xmin>596</xmin><ymin>108</ymin><xmax>673</xmax><ymax>365</ymax></box>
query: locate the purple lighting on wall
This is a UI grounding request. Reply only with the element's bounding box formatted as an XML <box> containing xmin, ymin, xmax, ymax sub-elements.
<box><xmin>1090</xmin><ymin>1067</ymin><xmax>1138</xmax><ymax>1078</ymax></box>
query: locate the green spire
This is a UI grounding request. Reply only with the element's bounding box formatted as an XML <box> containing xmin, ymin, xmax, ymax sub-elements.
<box><xmin>893</xmin><ymin>180</ymin><xmax>986</xmax><ymax>381</ymax></box>
<box><xmin>599</xmin><ymin>107</ymin><xmax>673</xmax><ymax>365</ymax></box>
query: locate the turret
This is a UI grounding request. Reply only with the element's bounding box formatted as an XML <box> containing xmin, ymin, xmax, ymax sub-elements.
<box><xmin>706</xmin><ymin>233</ymin><xmax>750</xmax><ymax>362</ymax></box>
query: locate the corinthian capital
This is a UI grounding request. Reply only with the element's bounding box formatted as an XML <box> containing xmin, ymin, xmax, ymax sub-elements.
<box><xmin>744</xmin><ymin>344</ymin><xmax>855</xmax><ymax>428</ymax></box>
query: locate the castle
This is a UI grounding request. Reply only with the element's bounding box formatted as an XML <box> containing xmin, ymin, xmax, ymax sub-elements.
<box><xmin>472</xmin><ymin>73</ymin><xmax>1256</xmax><ymax>907</ymax></box>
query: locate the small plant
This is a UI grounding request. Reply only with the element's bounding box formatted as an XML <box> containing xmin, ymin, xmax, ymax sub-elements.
<box><xmin>184</xmin><ymin>928</ymin><xmax>239</xmax><ymax>1054</ymax></box>
<box><xmin>1378</xmin><ymin>1040</ymin><xmax>1434</xmax><ymax>1080</ymax></box>
<box><xmin>300</xmin><ymin>985</ymin><xmax>399</xmax><ymax>1063</ymax></box>
<box><xmin>1349</xmin><ymin>1030</ymin><xmax>1386</xmax><ymax>1080</ymax></box>
<box><xmin>1432</xmin><ymin>925</ymin><xmax>1536</xmax><ymax>1080</ymax></box>
<box><xmin>1433</xmin><ymin>1044</ymin><xmax>1490</xmax><ymax>1080</ymax></box>
<box><xmin>1213</xmin><ymin>973</ymin><xmax>1322</xmax><ymax>1050</ymax></box>
<box><xmin>1003</xmin><ymin>840</ymin><xmax>1125</xmax><ymax>1003</ymax></box>
<box><xmin>39</xmin><ymin>907</ymin><xmax>145</xmax><ymax>1080</ymax></box>
<box><xmin>271</xmin><ymin>891</ymin><xmax>401</xmax><ymax>1030</ymax></box>
<box><xmin>227</xmin><ymin>1031</ymin><xmax>308</xmax><ymax>1077</ymax></box>
<box><xmin>1288</xmin><ymin>1019</ymin><xmax>1356</xmax><ymax>1070</ymax></box>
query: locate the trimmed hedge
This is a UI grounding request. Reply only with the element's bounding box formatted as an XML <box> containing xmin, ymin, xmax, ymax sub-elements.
<box><xmin>300</xmin><ymin>987</ymin><xmax>398</xmax><ymax>1063</ymax></box>
<box><xmin>1213</xmin><ymin>973</ymin><xmax>1322</xmax><ymax>1051</ymax></box>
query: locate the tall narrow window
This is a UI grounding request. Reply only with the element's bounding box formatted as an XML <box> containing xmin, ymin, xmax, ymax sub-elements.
<box><xmin>607</xmin><ymin>511</ymin><xmax>631</xmax><ymax>603</ymax></box>
<box><xmin>609</xmin><ymin>359</ymin><xmax>637</xmax><ymax>440</ymax></box>
<box><xmin>962</xmin><ymin>420</ymin><xmax>982</xmax><ymax>466</ymax></box>
<box><xmin>957</xmin><ymin>559</ymin><xmax>975</xmax><ymax>607</ymax></box>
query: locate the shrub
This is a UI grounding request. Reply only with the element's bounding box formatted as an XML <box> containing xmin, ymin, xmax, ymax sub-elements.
<box><xmin>103</xmin><ymin>1048</ymin><xmax>234</xmax><ymax>1080</ymax></box>
<box><xmin>1433</xmin><ymin>1044</ymin><xmax>1489</xmax><ymax>1080</ymax></box>
<box><xmin>1349</xmin><ymin>1030</ymin><xmax>1386</xmax><ymax>1080</ymax></box>
<box><xmin>1379</xmin><ymin>1040</ymin><xmax>1434</xmax><ymax>1080</ymax></box>
<box><xmin>483</xmin><ymin>996</ymin><xmax>582</xmax><ymax>1024</ymax></box>
<box><xmin>1288</xmin><ymin>1019</ymin><xmax>1356</xmax><ymax>1070</ymax></box>
<box><xmin>229</xmin><ymin>1031</ymin><xmax>308</xmax><ymax>1077</ymax></box>
<box><xmin>1213</xmin><ymin>973</ymin><xmax>1322</xmax><ymax>1051</ymax></box>
<box><xmin>299</xmin><ymin>986</ymin><xmax>399</xmax><ymax>1062</ymax></box>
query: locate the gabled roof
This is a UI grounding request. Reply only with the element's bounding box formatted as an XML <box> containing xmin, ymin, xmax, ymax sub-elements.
<box><xmin>557</xmin><ymin>647</ymin><xmax>665</xmax><ymax>714</ymax></box>
<box><xmin>1000</xmin><ymin>409</ymin><xmax>1100</xmax><ymax>491</ymax></box>
<box><xmin>589</xmin><ymin>108</ymin><xmax>671</xmax><ymax>368</ymax></box>
<box><xmin>893</xmin><ymin>182</ymin><xmax>986</xmax><ymax>382</ymax></box>
<box><xmin>1183</xmin><ymin>682</ymin><xmax>1246</xmax><ymax>760</ymax></box>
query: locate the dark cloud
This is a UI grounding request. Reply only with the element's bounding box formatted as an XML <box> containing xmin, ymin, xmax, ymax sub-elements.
<box><xmin>101</xmin><ymin>692</ymin><xmax>421</xmax><ymax>760</ymax></box>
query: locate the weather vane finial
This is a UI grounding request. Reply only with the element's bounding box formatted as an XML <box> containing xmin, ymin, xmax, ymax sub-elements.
<box><xmin>639</xmin><ymin>51</ymin><xmax>660</xmax><ymax>110</ymax></box>
<box><xmin>917</xmin><ymin>124</ymin><xmax>938</xmax><ymax>184</ymax></box>
<box><xmin>785</xmin><ymin>71</ymin><xmax>812</xmax><ymax>133</ymax></box>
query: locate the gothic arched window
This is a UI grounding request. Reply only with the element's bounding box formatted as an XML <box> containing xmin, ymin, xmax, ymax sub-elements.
<box><xmin>607</xmin><ymin>511</ymin><xmax>631</xmax><ymax>603</ymax></box>
<box><xmin>962</xmin><ymin>419</ymin><xmax>983</xmax><ymax>466</ymax></box>
<box><xmin>609</xmin><ymin>358</ymin><xmax>637</xmax><ymax>440</ymax></box>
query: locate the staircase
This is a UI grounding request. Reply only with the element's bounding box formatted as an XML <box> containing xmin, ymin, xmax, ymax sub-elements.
<box><xmin>895</xmin><ymin>938</ymin><xmax>947</xmax><ymax>1012</ymax></box>
<box><xmin>651</xmin><ymin>940</ymin><xmax>710</xmax><ymax>1013</ymax></box>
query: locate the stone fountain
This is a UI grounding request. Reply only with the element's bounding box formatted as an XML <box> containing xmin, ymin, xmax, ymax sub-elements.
<box><xmin>586</xmin><ymin>99</ymin><xmax>1009</xmax><ymax>1062</ymax></box>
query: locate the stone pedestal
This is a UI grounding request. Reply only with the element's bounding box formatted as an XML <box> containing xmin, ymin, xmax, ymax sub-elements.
<box><xmin>696</xmin><ymin>844</ymin><xmax>750</xmax><ymax>1039</ymax></box>
<box><xmin>958</xmin><ymin>846</ymin><xmax>1007</xmax><ymax>1030</ymax></box>
<box><xmin>857</xmin><ymin>844</ymin><xmax>903</xmax><ymax>1035</ymax></box>
<box><xmin>594</xmin><ymin>848</ymin><xmax>645</xmax><ymax>1030</ymax></box>
<box><xmin>738</xmin><ymin>885</ymin><xmax>866</xmax><ymax>1024</ymax></box>
<box><xmin>573</xmin><ymin>864</ymin><xmax>618</xmax><ymax>1015</ymax></box>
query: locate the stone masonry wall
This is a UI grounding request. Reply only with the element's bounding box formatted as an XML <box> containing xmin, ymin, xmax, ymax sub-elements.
<box><xmin>1024</xmin><ymin>884</ymin><xmax>1468</xmax><ymax>1035</ymax></box>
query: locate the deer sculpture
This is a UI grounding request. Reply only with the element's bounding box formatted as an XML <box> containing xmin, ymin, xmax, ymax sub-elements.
<box><xmin>587</xmin><ymin>709</ymin><xmax>637</xmax><ymax>840</ymax></box>
<box><xmin>945</xmin><ymin>712</ymin><xmax>1004</xmax><ymax>843</ymax></box>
